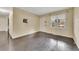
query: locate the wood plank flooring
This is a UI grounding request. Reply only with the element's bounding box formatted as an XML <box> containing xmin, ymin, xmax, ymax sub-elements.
<box><xmin>9</xmin><ymin>32</ymin><xmax>79</xmax><ymax>51</ymax></box>
<box><xmin>0</xmin><ymin>31</ymin><xmax>78</xmax><ymax>51</ymax></box>
<box><xmin>0</xmin><ymin>31</ymin><xmax>9</xmax><ymax>51</ymax></box>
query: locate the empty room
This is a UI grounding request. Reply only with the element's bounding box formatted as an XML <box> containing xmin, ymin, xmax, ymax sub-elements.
<box><xmin>8</xmin><ymin>7</ymin><xmax>79</xmax><ymax>51</ymax></box>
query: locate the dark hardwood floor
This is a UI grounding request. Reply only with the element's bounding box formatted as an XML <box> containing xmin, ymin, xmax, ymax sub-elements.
<box><xmin>9</xmin><ymin>32</ymin><xmax>79</xmax><ymax>51</ymax></box>
<box><xmin>0</xmin><ymin>31</ymin><xmax>9</xmax><ymax>51</ymax></box>
<box><xmin>0</xmin><ymin>31</ymin><xmax>78</xmax><ymax>51</ymax></box>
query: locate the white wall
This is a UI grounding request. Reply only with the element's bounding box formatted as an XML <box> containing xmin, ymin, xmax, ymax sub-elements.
<box><xmin>40</xmin><ymin>8</ymin><xmax>73</xmax><ymax>38</ymax></box>
<box><xmin>9</xmin><ymin>8</ymin><xmax>74</xmax><ymax>39</ymax></box>
<box><xmin>9</xmin><ymin>8</ymin><xmax>13</xmax><ymax>37</ymax></box>
<box><xmin>40</xmin><ymin>14</ymin><xmax>51</xmax><ymax>33</ymax></box>
<box><xmin>0</xmin><ymin>16</ymin><xmax>8</xmax><ymax>31</ymax></box>
<box><xmin>12</xmin><ymin>8</ymin><xmax>40</xmax><ymax>39</ymax></box>
<box><xmin>74</xmin><ymin>8</ymin><xmax>79</xmax><ymax>48</ymax></box>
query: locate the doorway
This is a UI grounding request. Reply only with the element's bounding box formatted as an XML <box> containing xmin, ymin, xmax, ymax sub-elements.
<box><xmin>0</xmin><ymin>7</ymin><xmax>10</xmax><ymax>51</ymax></box>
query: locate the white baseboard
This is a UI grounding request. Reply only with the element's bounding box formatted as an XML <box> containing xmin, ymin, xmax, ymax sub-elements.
<box><xmin>73</xmin><ymin>37</ymin><xmax>79</xmax><ymax>49</ymax></box>
<box><xmin>11</xmin><ymin>31</ymin><xmax>39</xmax><ymax>39</ymax></box>
<box><xmin>11</xmin><ymin>30</ymin><xmax>73</xmax><ymax>39</ymax></box>
<box><xmin>39</xmin><ymin>30</ymin><xmax>73</xmax><ymax>38</ymax></box>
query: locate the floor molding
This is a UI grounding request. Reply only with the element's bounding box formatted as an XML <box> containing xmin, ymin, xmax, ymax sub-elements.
<box><xmin>39</xmin><ymin>31</ymin><xmax>73</xmax><ymax>39</ymax></box>
<box><xmin>10</xmin><ymin>31</ymin><xmax>73</xmax><ymax>39</ymax></box>
<box><xmin>10</xmin><ymin>31</ymin><xmax>40</xmax><ymax>39</ymax></box>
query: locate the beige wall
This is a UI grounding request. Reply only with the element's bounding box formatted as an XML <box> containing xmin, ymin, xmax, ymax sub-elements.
<box><xmin>40</xmin><ymin>14</ymin><xmax>51</xmax><ymax>33</ymax></box>
<box><xmin>9</xmin><ymin>8</ymin><xmax>74</xmax><ymax>39</ymax></box>
<box><xmin>9</xmin><ymin>8</ymin><xmax>13</xmax><ymax>37</ymax></box>
<box><xmin>12</xmin><ymin>8</ymin><xmax>40</xmax><ymax>38</ymax></box>
<box><xmin>74</xmin><ymin>7</ymin><xmax>79</xmax><ymax>48</ymax></box>
<box><xmin>40</xmin><ymin>8</ymin><xmax>73</xmax><ymax>38</ymax></box>
<box><xmin>0</xmin><ymin>16</ymin><xmax>8</xmax><ymax>31</ymax></box>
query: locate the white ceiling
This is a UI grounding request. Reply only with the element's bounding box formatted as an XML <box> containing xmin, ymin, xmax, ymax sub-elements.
<box><xmin>0</xmin><ymin>7</ymin><xmax>11</xmax><ymax>16</ymax></box>
<box><xmin>19</xmin><ymin>7</ymin><xmax>69</xmax><ymax>16</ymax></box>
<box><xmin>0</xmin><ymin>7</ymin><xmax>70</xmax><ymax>16</ymax></box>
